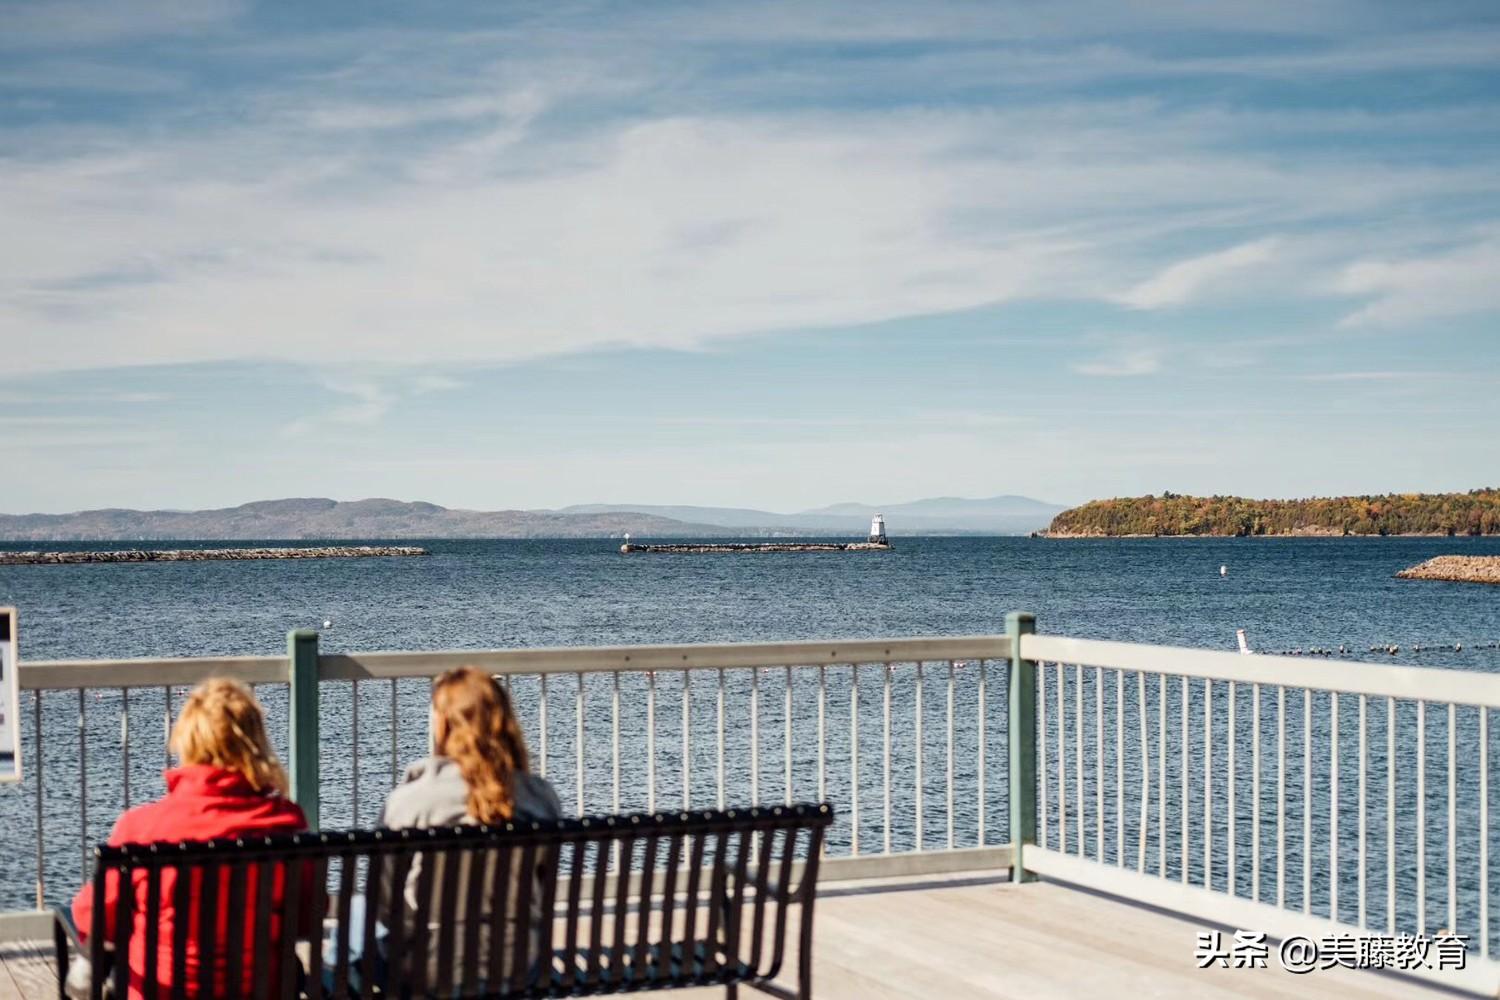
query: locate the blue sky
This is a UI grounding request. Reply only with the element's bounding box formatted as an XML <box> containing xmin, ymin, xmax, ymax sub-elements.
<box><xmin>2</xmin><ymin>1</ymin><xmax>1498</xmax><ymax>513</ymax></box>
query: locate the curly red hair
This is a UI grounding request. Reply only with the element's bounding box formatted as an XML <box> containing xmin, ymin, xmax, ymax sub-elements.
<box><xmin>431</xmin><ymin>667</ymin><xmax>531</xmax><ymax>823</ymax></box>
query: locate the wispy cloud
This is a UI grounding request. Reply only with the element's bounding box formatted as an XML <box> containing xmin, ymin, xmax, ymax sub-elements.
<box><xmin>3</xmin><ymin>6</ymin><xmax>1498</xmax><ymax>377</ymax></box>
<box><xmin>1294</xmin><ymin>371</ymin><xmax>1408</xmax><ymax>382</ymax></box>
<box><xmin>1335</xmin><ymin>237</ymin><xmax>1500</xmax><ymax>327</ymax></box>
<box><xmin>281</xmin><ymin>380</ymin><xmax>393</xmax><ymax>438</ymax></box>
<box><xmin>1115</xmin><ymin>238</ymin><xmax>1281</xmax><ymax>310</ymax></box>
<box><xmin>2</xmin><ymin>0</ymin><xmax>245</xmax><ymax>49</ymax></box>
<box><xmin>280</xmin><ymin>370</ymin><xmax>465</xmax><ymax>437</ymax></box>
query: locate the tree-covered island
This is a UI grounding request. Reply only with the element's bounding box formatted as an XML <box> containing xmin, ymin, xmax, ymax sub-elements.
<box><xmin>1046</xmin><ymin>489</ymin><xmax>1500</xmax><ymax>537</ymax></box>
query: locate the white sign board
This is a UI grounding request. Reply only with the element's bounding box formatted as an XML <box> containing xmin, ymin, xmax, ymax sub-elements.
<box><xmin>0</xmin><ymin>608</ymin><xmax>17</xmax><ymax>782</ymax></box>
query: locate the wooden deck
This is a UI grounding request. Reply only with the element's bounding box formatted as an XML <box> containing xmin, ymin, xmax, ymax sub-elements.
<box><xmin>0</xmin><ymin>877</ymin><xmax>1458</xmax><ymax>999</ymax></box>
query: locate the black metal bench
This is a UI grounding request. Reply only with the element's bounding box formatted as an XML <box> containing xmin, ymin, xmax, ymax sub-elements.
<box><xmin>57</xmin><ymin>803</ymin><xmax>833</xmax><ymax>1000</ymax></box>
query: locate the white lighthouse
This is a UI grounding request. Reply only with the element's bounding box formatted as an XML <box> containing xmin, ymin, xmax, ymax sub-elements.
<box><xmin>868</xmin><ymin>513</ymin><xmax>888</xmax><ymax>544</ymax></box>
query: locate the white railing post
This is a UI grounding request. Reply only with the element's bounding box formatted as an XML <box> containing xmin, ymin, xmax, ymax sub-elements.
<box><xmin>1007</xmin><ymin>612</ymin><xmax>1037</xmax><ymax>882</ymax></box>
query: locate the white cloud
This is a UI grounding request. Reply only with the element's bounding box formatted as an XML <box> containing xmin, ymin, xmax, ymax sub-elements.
<box><xmin>1114</xmin><ymin>238</ymin><xmax>1281</xmax><ymax>310</ymax></box>
<box><xmin>3</xmin><ymin>5</ymin><xmax>1498</xmax><ymax>381</ymax></box>
<box><xmin>1072</xmin><ymin>349</ymin><xmax>1162</xmax><ymax>377</ymax></box>
<box><xmin>4</xmin><ymin>95</ymin><xmax>1485</xmax><ymax>378</ymax></box>
<box><xmin>1335</xmin><ymin>239</ymin><xmax>1500</xmax><ymax>327</ymax></box>
<box><xmin>281</xmin><ymin>380</ymin><xmax>392</xmax><ymax>438</ymax></box>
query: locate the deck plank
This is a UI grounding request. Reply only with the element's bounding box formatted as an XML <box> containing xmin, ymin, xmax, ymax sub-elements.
<box><xmin>0</xmin><ymin>941</ymin><xmax>54</xmax><ymax>1000</ymax></box>
<box><xmin>0</xmin><ymin>879</ymin><xmax>1471</xmax><ymax>999</ymax></box>
<box><xmin>672</xmin><ymin>878</ymin><xmax>1452</xmax><ymax>1000</ymax></box>
<box><xmin>0</xmin><ymin>950</ymin><xmax>22</xmax><ymax>1000</ymax></box>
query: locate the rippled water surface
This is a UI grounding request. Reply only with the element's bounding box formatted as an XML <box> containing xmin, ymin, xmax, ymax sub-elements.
<box><xmin>0</xmin><ymin>536</ymin><xmax>1497</xmax><ymax>913</ymax></box>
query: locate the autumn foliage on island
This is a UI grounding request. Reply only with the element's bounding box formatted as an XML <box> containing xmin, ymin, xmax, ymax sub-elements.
<box><xmin>1047</xmin><ymin>489</ymin><xmax>1500</xmax><ymax>537</ymax></box>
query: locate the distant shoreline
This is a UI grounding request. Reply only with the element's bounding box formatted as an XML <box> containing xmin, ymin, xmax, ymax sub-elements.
<box><xmin>1038</xmin><ymin>531</ymin><xmax>1490</xmax><ymax>539</ymax></box>
<box><xmin>0</xmin><ymin>545</ymin><xmax>428</xmax><ymax>565</ymax></box>
<box><xmin>1046</xmin><ymin>489</ymin><xmax>1499</xmax><ymax>538</ymax></box>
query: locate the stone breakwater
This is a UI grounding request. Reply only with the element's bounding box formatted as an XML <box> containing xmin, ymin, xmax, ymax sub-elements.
<box><xmin>0</xmin><ymin>545</ymin><xmax>429</xmax><ymax>565</ymax></box>
<box><xmin>621</xmin><ymin>541</ymin><xmax>891</xmax><ymax>554</ymax></box>
<box><xmin>1396</xmin><ymin>555</ymin><xmax>1500</xmax><ymax>585</ymax></box>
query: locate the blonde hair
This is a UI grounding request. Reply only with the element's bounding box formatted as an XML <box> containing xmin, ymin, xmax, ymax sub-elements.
<box><xmin>431</xmin><ymin>667</ymin><xmax>531</xmax><ymax>823</ymax></box>
<box><xmin>169</xmin><ymin>678</ymin><xmax>289</xmax><ymax>796</ymax></box>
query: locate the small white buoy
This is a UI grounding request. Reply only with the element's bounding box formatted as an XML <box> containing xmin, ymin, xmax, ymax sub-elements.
<box><xmin>323</xmin><ymin>619</ymin><xmax>332</xmax><ymax>629</ymax></box>
<box><xmin>1220</xmin><ymin>564</ymin><xmax>1228</xmax><ymax>577</ymax></box>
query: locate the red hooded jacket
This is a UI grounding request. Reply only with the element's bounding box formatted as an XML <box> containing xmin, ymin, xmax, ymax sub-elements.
<box><xmin>71</xmin><ymin>765</ymin><xmax>312</xmax><ymax>999</ymax></box>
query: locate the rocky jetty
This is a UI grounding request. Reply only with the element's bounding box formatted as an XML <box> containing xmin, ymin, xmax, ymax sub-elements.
<box><xmin>621</xmin><ymin>541</ymin><xmax>891</xmax><ymax>554</ymax></box>
<box><xmin>0</xmin><ymin>545</ymin><xmax>428</xmax><ymax>566</ymax></box>
<box><xmin>1396</xmin><ymin>555</ymin><xmax>1500</xmax><ymax>585</ymax></box>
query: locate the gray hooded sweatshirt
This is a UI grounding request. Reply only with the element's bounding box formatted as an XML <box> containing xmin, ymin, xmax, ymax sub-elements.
<box><xmin>377</xmin><ymin>756</ymin><xmax>564</xmax><ymax>985</ymax></box>
<box><xmin>379</xmin><ymin>755</ymin><xmax>562</xmax><ymax>831</ymax></box>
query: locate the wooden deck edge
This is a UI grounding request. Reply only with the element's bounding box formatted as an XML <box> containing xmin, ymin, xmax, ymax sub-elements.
<box><xmin>1028</xmin><ymin>847</ymin><xmax>1498</xmax><ymax>998</ymax></box>
<box><xmin>0</xmin><ymin>912</ymin><xmax>53</xmax><ymax>946</ymax></box>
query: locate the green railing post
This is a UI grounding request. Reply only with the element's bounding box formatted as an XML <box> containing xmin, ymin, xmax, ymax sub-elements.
<box><xmin>1007</xmin><ymin>612</ymin><xmax>1037</xmax><ymax>882</ymax></box>
<box><xmin>287</xmin><ymin>628</ymin><xmax>320</xmax><ymax>830</ymax></box>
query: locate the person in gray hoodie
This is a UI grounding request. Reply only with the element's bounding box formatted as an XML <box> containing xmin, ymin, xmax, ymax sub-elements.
<box><xmin>380</xmin><ymin>667</ymin><xmax>562</xmax><ymax>832</ymax></box>
<box><xmin>327</xmin><ymin>666</ymin><xmax>562</xmax><ymax>992</ymax></box>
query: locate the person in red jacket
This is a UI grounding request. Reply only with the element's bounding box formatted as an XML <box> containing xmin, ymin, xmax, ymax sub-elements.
<box><xmin>69</xmin><ymin>678</ymin><xmax>312</xmax><ymax>999</ymax></box>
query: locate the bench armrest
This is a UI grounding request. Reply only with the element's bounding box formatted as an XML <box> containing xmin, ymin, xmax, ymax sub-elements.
<box><xmin>52</xmin><ymin>907</ymin><xmax>83</xmax><ymax>955</ymax></box>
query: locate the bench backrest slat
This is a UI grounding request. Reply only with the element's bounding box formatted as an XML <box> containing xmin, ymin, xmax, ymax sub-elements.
<box><xmin>433</xmin><ymin>846</ymin><xmax>462</xmax><ymax>996</ymax></box>
<box><xmin>169</xmin><ymin>863</ymin><xmax>191</xmax><ymax>1000</ymax></box>
<box><xmin>764</xmin><ymin>825</ymin><xmax>800</xmax><ymax>981</ymax></box>
<box><xmin>747</xmin><ymin>827</ymin><xmax>773</xmax><ymax>974</ymax></box>
<box><xmin>250</xmin><ymin>857</ymin><xmax>276</xmax><ymax>1000</ymax></box>
<box><xmin>728</xmin><ymin>827</ymin><xmax>753</xmax><ymax>976</ymax></box>
<box><xmin>507</xmin><ymin>841</ymin><xmax>538</xmax><ymax>994</ymax></box>
<box><xmin>699</xmin><ymin>830</ymin><xmax>722</xmax><ymax>979</ymax></box>
<box><xmin>534</xmin><ymin>843</ymin><xmax>560</xmax><ymax>989</ymax></box>
<box><xmin>459</xmin><ymin>846</ymin><xmax>487</xmax><ymax>993</ymax></box>
<box><xmin>222</xmin><ymin>860</ymin><xmax>247</xmax><ymax>999</ymax></box>
<box><xmin>329</xmin><ymin>853</ymin><xmax>354</xmax><ymax>999</ymax></box>
<box><xmin>381</xmin><ymin>850</ymin><xmax>412</xmax><ymax>990</ymax></box>
<box><xmin>303</xmin><ymin>856</ymin><xmax>329</xmax><ymax>1000</ymax></box>
<box><xmin>479</xmin><ymin>842</ymin><xmax>513</xmax><ymax>991</ymax></box>
<box><xmin>406</xmin><ymin>836</ymin><xmax>438</xmax><ymax>995</ymax></box>
<box><xmin>609</xmin><ymin>829</ymin><xmax>634</xmax><ymax>983</ymax></box>
<box><xmin>558</xmin><ymin>838</ymin><xmax>586</xmax><ymax>989</ymax></box>
<box><xmin>192</xmin><ymin>860</ymin><xmax>220</xmax><ymax>999</ymax></box>
<box><xmin>682</xmin><ymin>829</ymin><xmax>706</xmax><ymax>979</ymax></box>
<box><xmin>275</xmin><ymin>855</ymin><xmax>304</xmax><ymax>1000</ymax></box>
<box><xmin>141</xmin><ymin>865</ymin><xmax>162</xmax><ymax>1000</ymax></box>
<box><xmin>585</xmin><ymin>834</ymin><xmax>610</xmax><ymax>987</ymax></box>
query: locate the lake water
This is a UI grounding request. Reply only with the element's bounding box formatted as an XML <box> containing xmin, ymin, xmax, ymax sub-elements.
<box><xmin>1</xmin><ymin>536</ymin><xmax>1497</xmax><ymax>925</ymax></box>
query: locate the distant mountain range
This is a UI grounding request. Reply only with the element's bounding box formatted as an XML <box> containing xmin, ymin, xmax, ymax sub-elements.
<box><xmin>557</xmin><ymin>496</ymin><xmax>1063</xmax><ymax>535</ymax></box>
<box><xmin>0</xmin><ymin>495</ymin><xmax>1063</xmax><ymax>541</ymax></box>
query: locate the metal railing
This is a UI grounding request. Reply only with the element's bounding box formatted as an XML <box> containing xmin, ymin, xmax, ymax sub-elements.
<box><xmin>1019</xmin><ymin>633</ymin><xmax>1500</xmax><ymax>996</ymax></box>
<box><xmin>7</xmin><ymin>617</ymin><xmax>1499</xmax><ymax>994</ymax></box>
<box><xmin>8</xmin><ymin>629</ymin><xmax>1018</xmax><ymax>912</ymax></box>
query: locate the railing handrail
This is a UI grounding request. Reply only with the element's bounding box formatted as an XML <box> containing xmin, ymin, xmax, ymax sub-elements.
<box><xmin>18</xmin><ymin>654</ymin><xmax>287</xmax><ymax>690</ymax></box>
<box><xmin>1023</xmin><ymin>634</ymin><xmax>1500</xmax><ymax>707</ymax></box>
<box><xmin>17</xmin><ymin>634</ymin><xmax>1013</xmax><ymax>689</ymax></box>
<box><xmin>321</xmin><ymin>635</ymin><xmax>1012</xmax><ymax>680</ymax></box>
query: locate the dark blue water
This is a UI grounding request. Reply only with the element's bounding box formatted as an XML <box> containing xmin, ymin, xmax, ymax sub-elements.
<box><xmin>4</xmin><ymin>536</ymin><xmax>1498</xmax><ymax>662</ymax></box>
<box><xmin>0</xmin><ymin>536</ymin><xmax>1496</xmax><ymax>933</ymax></box>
